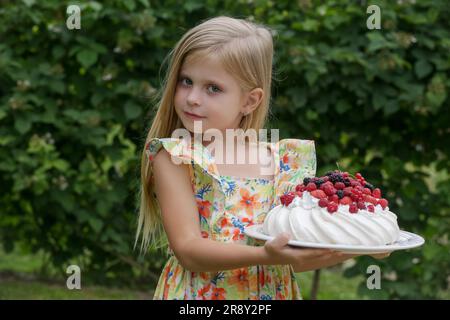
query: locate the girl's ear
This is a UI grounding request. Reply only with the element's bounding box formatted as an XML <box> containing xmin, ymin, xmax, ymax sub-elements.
<box><xmin>241</xmin><ymin>88</ymin><xmax>264</xmax><ymax>116</ymax></box>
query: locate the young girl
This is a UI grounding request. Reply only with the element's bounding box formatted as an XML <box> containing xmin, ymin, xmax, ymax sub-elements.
<box><xmin>136</xmin><ymin>16</ymin><xmax>383</xmax><ymax>300</ymax></box>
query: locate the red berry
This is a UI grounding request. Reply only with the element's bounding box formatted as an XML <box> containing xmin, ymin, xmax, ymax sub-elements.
<box><xmin>322</xmin><ymin>176</ymin><xmax>329</xmax><ymax>182</ymax></box>
<box><xmin>327</xmin><ymin>202</ymin><xmax>338</xmax><ymax>213</ymax></box>
<box><xmin>357</xmin><ymin>202</ymin><xmax>366</xmax><ymax>210</ymax></box>
<box><xmin>318</xmin><ymin>198</ymin><xmax>329</xmax><ymax>208</ymax></box>
<box><xmin>343</xmin><ymin>172</ymin><xmax>349</xmax><ymax>178</ymax></box>
<box><xmin>295</xmin><ymin>184</ymin><xmax>305</xmax><ymax>192</ymax></box>
<box><xmin>349</xmin><ymin>204</ymin><xmax>358</xmax><ymax>214</ymax></box>
<box><xmin>339</xmin><ymin>196</ymin><xmax>353</xmax><ymax>205</ymax></box>
<box><xmin>368</xmin><ymin>205</ymin><xmax>375</xmax><ymax>213</ymax></box>
<box><xmin>355</xmin><ymin>173</ymin><xmax>363</xmax><ymax>179</ymax></box>
<box><xmin>335</xmin><ymin>182</ymin><xmax>345</xmax><ymax>190</ymax></box>
<box><xmin>306</xmin><ymin>182</ymin><xmax>317</xmax><ymax>192</ymax></box>
<box><xmin>364</xmin><ymin>195</ymin><xmax>378</xmax><ymax>205</ymax></box>
<box><xmin>328</xmin><ymin>194</ymin><xmax>339</xmax><ymax>203</ymax></box>
<box><xmin>378</xmin><ymin>198</ymin><xmax>388</xmax><ymax>209</ymax></box>
<box><xmin>311</xmin><ymin>189</ymin><xmax>327</xmax><ymax>199</ymax></box>
<box><xmin>296</xmin><ymin>191</ymin><xmax>303</xmax><ymax>198</ymax></box>
<box><xmin>363</xmin><ymin>188</ymin><xmax>372</xmax><ymax>195</ymax></box>
<box><xmin>373</xmin><ymin>188</ymin><xmax>382</xmax><ymax>199</ymax></box>
<box><xmin>324</xmin><ymin>186</ymin><xmax>337</xmax><ymax>196</ymax></box>
<box><xmin>280</xmin><ymin>192</ymin><xmax>295</xmax><ymax>206</ymax></box>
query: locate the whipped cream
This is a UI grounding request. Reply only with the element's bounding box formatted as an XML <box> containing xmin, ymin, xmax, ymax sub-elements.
<box><xmin>263</xmin><ymin>192</ymin><xmax>400</xmax><ymax>246</ymax></box>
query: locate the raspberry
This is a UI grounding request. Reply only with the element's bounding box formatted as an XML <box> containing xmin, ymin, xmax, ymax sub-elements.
<box><xmin>318</xmin><ymin>198</ymin><xmax>329</xmax><ymax>208</ymax></box>
<box><xmin>357</xmin><ymin>202</ymin><xmax>366</xmax><ymax>210</ymax></box>
<box><xmin>339</xmin><ymin>196</ymin><xmax>352</xmax><ymax>205</ymax></box>
<box><xmin>328</xmin><ymin>194</ymin><xmax>339</xmax><ymax>203</ymax></box>
<box><xmin>335</xmin><ymin>182</ymin><xmax>345</xmax><ymax>190</ymax></box>
<box><xmin>364</xmin><ymin>195</ymin><xmax>378</xmax><ymax>205</ymax></box>
<box><xmin>363</xmin><ymin>188</ymin><xmax>372</xmax><ymax>195</ymax></box>
<box><xmin>349</xmin><ymin>204</ymin><xmax>358</xmax><ymax>214</ymax></box>
<box><xmin>280</xmin><ymin>192</ymin><xmax>295</xmax><ymax>206</ymax></box>
<box><xmin>355</xmin><ymin>173</ymin><xmax>363</xmax><ymax>180</ymax></box>
<box><xmin>295</xmin><ymin>184</ymin><xmax>305</xmax><ymax>192</ymax></box>
<box><xmin>327</xmin><ymin>202</ymin><xmax>338</xmax><ymax>213</ymax></box>
<box><xmin>378</xmin><ymin>198</ymin><xmax>388</xmax><ymax>209</ymax></box>
<box><xmin>373</xmin><ymin>188</ymin><xmax>382</xmax><ymax>199</ymax></box>
<box><xmin>343</xmin><ymin>187</ymin><xmax>353</xmax><ymax>196</ymax></box>
<box><xmin>306</xmin><ymin>182</ymin><xmax>317</xmax><ymax>192</ymax></box>
<box><xmin>296</xmin><ymin>191</ymin><xmax>303</xmax><ymax>198</ymax></box>
<box><xmin>311</xmin><ymin>190</ymin><xmax>327</xmax><ymax>199</ymax></box>
<box><xmin>368</xmin><ymin>205</ymin><xmax>375</xmax><ymax>213</ymax></box>
<box><xmin>324</xmin><ymin>185</ymin><xmax>337</xmax><ymax>196</ymax></box>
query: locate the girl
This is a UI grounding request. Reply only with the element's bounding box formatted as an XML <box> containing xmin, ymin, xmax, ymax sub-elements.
<box><xmin>136</xmin><ymin>16</ymin><xmax>381</xmax><ymax>300</ymax></box>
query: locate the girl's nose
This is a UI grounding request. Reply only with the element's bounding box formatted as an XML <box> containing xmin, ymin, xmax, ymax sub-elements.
<box><xmin>187</xmin><ymin>88</ymin><xmax>201</xmax><ymax>107</ymax></box>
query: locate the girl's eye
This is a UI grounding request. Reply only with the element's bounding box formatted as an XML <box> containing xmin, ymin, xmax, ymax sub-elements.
<box><xmin>179</xmin><ymin>77</ymin><xmax>221</xmax><ymax>94</ymax></box>
<box><xmin>207</xmin><ymin>85</ymin><xmax>221</xmax><ymax>94</ymax></box>
<box><xmin>180</xmin><ymin>78</ymin><xmax>192</xmax><ymax>86</ymax></box>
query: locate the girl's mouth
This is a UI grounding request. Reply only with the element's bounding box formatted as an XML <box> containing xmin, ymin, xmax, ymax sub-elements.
<box><xmin>184</xmin><ymin>111</ymin><xmax>206</xmax><ymax>120</ymax></box>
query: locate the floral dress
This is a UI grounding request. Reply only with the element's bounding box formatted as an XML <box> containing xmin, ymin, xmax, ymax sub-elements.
<box><xmin>146</xmin><ymin>137</ymin><xmax>316</xmax><ymax>300</ymax></box>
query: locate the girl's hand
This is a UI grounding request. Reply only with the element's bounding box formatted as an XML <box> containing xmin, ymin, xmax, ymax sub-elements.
<box><xmin>263</xmin><ymin>233</ymin><xmax>348</xmax><ymax>272</ymax></box>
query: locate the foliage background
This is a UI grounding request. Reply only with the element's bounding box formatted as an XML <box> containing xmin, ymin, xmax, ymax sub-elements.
<box><xmin>0</xmin><ymin>0</ymin><xmax>448</xmax><ymax>298</ymax></box>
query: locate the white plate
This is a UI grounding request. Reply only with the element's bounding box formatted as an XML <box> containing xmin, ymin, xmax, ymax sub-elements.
<box><xmin>244</xmin><ymin>224</ymin><xmax>425</xmax><ymax>254</ymax></box>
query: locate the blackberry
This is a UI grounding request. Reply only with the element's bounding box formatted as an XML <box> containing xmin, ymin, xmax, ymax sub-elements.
<box><xmin>364</xmin><ymin>183</ymin><xmax>374</xmax><ymax>191</ymax></box>
<box><xmin>344</xmin><ymin>179</ymin><xmax>351</xmax><ymax>187</ymax></box>
<box><xmin>303</xmin><ymin>177</ymin><xmax>311</xmax><ymax>186</ymax></box>
<box><xmin>336</xmin><ymin>190</ymin><xmax>344</xmax><ymax>199</ymax></box>
<box><xmin>325</xmin><ymin>171</ymin><xmax>334</xmax><ymax>177</ymax></box>
<box><xmin>330</xmin><ymin>173</ymin><xmax>344</xmax><ymax>184</ymax></box>
<box><xmin>314</xmin><ymin>178</ymin><xmax>325</xmax><ymax>188</ymax></box>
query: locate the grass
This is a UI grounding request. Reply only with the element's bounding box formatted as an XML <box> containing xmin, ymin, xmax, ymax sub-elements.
<box><xmin>0</xmin><ymin>245</ymin><xmax>363</xmax><ymax>299</ymax></box>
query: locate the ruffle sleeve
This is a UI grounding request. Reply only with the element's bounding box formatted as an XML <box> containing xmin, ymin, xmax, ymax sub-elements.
<box><xmin>145</xmin><ymin>137</ymin><xmax>232</xmax><ymax>195</ymax></box>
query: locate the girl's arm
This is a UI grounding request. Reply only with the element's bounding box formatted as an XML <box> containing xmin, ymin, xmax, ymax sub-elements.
<box><xmin>152</xmin><ymin>149</ymin><xmax>354</xmax><ymax>273</ymax></box>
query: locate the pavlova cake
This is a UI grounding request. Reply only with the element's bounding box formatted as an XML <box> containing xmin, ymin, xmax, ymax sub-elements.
<box><xmin>263</xmin><ymin>171</ymin><xmax>400</xmax><ymax>246</ymax></box>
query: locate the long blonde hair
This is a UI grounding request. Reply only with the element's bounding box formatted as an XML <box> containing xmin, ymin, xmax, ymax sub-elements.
<box><xmin>135</xmin><ymin>16</ymin><xmax>275</xmax><ymax>253</ymax></box>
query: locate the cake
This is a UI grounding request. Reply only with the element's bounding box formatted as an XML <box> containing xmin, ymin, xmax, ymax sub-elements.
<box><xmin>263</xmin><ymin>171</ymin><xmax>400</xmax><ymax>246</ymax></box>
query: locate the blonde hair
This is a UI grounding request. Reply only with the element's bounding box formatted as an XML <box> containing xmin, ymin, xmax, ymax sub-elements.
<box><xmin>135</xmin><ymin>16</ymin><xmax>275</xmax><ymax>253</ymax></box>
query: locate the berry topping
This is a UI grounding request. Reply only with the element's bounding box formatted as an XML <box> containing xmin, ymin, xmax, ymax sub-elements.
<box><xmin>335</xmin><ymin>182</ymin><xmax>345</xmax><ymax>190</ymax></box>
<box><xmin>327</xmin><ymin>202</ymin><xmax>338</xmax><ymax>213</ymax></box>
<box><xmin>283</xmin><ymin>171</ymin><xmax>390</xmax><ymax>215</ymax></box>
<box><xmin>280</xmin><ymin>192</ymin><xmax>296</xmax><ymax>206</ymax></box>
<box><xmin>318</xmin><ymin>198</ymin><xmax>329</xmax><ymax>208</ymax></box>
<box><xmin>311</xmin><ymin>190</ymin><xmax>327</xmax><ymax>199</ymax></box>
<box><xmin>372</xmin><ymin>188</ymin><xmax>382</xmax><ymax>199</ymax></box>
<box><xmin>378</xmin><ymin>198</ymin><xmax>388</xmax><ymax>209</ymax></box>
<box><xmin>306</xmin><ymin>182</ymin><xmax>317</xmax><ymax>192</ymax></box>
<box><xmin>339</xmin><ymin>196</ymin><xmax>353</xmax><ymax>205</ymax></box>
<box><xmin>349</xmin><ymin>204</ymin><xmax>358</xmax><ymax>213</ymax></box>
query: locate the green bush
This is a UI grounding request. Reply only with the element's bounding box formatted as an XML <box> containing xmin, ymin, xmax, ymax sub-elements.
<box><xmin>0</xmin><ymin>0</ymin><xmax>448</xmax><ymax>297</ymax></box>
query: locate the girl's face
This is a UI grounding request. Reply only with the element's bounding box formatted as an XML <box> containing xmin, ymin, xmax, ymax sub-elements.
<box><xmin>174</xmin><ymin>53</ymin><xmax>262</xmax><ymax>135</ymax></box>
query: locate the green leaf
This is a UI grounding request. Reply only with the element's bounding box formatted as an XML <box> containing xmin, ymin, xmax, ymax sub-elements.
<box><xmin>14</xmin><ymin>115</ymin><xmax>32</xmax><ymax>134</ymax></box>
<box><xmin>124</xmin><ymin>101</ymin><xmax>142</xmax><ymax>119</ymax></box>
<box><xmin>76</xmin><ymin>49</ymin><xmax>98</xmax><ymax>69</ymax></box>
<box><xmin>414</xmin><ymin>60</ymin><xmax>433</xmax><ymax>79</ymax></box>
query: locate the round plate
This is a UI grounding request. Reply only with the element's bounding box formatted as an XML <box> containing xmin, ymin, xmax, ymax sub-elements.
<box><xmin>244</xmin><ymin>224</ymin><xmax>425</xmax><ymax>254</ymax></box>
